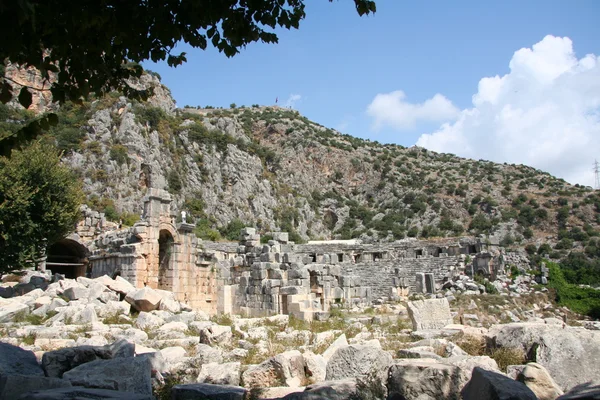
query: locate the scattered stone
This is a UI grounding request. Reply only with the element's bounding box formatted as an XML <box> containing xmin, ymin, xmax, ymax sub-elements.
<box><xmin>197</xmin><ymin>362</ymin><xmax>241</xmax><ymax>386</ymax></box>
<box><xmin>125</xmin><ymin>287</ymin><xmax>162</xmax><ymax>312</ymax></box>
<box><xmin>387</xmin><ymin>359</ymin><xmax>461</xmax><ymax>400</ymax></box>
<box><xmin>242</xmin><ymin>350</ymin><xmax>306</xmax><ymax>388</ymax></box>
<box><xmin>325</xmin><ymin>344</ymin><xmax>393</xmax><ymax>384</ymax></box>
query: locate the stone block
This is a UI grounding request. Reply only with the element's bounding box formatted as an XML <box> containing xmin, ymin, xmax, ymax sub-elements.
<box><xmin>172</xmin><ymin>383</ymin><xmax>247</xmax><ymax>400</ymax></box>
<box><xmin>407</xmin><ymin>298</ymin><xmax>453</xmax><ymax>331</ymax></box>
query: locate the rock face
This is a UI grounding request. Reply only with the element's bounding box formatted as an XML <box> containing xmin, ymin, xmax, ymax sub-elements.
<box><xmin>407</xmin><ymin>298</ymin><xmax>454</xmax><ymax>331</ymax></box>
<box><xmin>387</xmin><ymin>359</ymin><xmax>462</xmax><ymax>400</ymax></box>
<box><xmin>488</xmin><ymin>323</ymin><xmax>600</xmax><ymax>391</ymax></box>
<box><xmin>62</xmin><ymin>357</ymin><xmax>152</xmax><ymax>396</ymax></box>
<box><xmin>462</xmin><ymin>367</ymin><xmax>538</xmax><ymax>400</ymax></box>
<box><xmin>325</xmin><ymin>344</ymin><xmax>393</xmax><ymax>384</ymax></box>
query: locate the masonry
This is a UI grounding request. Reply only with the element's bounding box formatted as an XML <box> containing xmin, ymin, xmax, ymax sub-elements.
<box><xmin>43</xmin><ymin>189</ymin><xmax>499</xmax><ymax>320</ymax></box>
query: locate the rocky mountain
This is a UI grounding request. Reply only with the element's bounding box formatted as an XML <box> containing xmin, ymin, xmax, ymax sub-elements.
<box><xmin>3</xmin><ymin>72</ymin><xmax>600</xmax><ymax>258</ymax></box>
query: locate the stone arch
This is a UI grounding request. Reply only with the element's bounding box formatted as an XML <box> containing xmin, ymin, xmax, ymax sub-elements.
<box><xmin>46</xmin><ymin>238</ymin><xmax>89</xmax><ymax>279</ymax></box>
<box><xmin>158</xmin><ymin>229</ymin><xmax>174</xmax><ymax>290</ymax></box>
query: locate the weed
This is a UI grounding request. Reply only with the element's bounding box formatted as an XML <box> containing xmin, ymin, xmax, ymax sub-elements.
<box><xmin>153</xmin><ymin>372</ymin><xmax>185</xmax><ymax>400</ymax></box>
<box><xmin>102</xmin><ymin>312</ymin><xmax>124</xmax><ymax>325</ymax></box>
<box><xmin>210</xmin><ymin>313</ymin><xmax>233</xmax><ymax>326</ymax></box>
<box><xmin>489</xmin><ymin>347</ymin><xmax>526</xmax><ymax>372</ymax></box>
<box><xmin>13</xmin><ymin>311</ymin><xmax>45</xmax><ymax>325</ymax></box>
<box><xmin>452</xmin><ymin>333</ymin><xmax>486</xmax><ymax>356</ymax></box>
<box><xmin>22</xmin><ymin>332</ymin><xmax>37</xmax><ymax>345</ymax></box>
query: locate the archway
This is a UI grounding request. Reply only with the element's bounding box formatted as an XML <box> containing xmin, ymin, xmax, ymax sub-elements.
<box><xmin>46</xmin><ymin>239</ymin><xmax>89</xmax><ymax>278</ymax></box>
<box><xmin>158</xmin><ymin>229</ymin><xmax>174</xmax><ymax>290</ymax></box>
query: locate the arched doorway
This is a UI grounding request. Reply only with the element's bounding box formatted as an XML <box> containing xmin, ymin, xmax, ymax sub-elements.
<box><xmin>158</xmin><ymin>230</ymin><xmax>174</xmax><ymax>290</ymax></box>
<box><xmin>46</xmin><ymin>239</ymin><xmax>89</xmax><ymax>278</ymax></box>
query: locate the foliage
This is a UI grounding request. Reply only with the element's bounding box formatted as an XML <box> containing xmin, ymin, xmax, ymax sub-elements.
<box><xmin>219</xmin><ymin>219</ymin><xmax>247</xmax><ymax>241</ymax></box>
<box><xmin>548</xmin><ymin>261</ymin><xmax>600</xmax><ymax>318</ymax></box>
<box><xmin>194</xmin><ymin>219</ymin><xmax>222</xmax><ymax>241</ymax></box>
<box><xmin>489</xmin><ymin>347</ymin><xmax>526</xmax><ymax>372</ymax></box>
<box><xmin>0</xmin><ymin>142</ymin><xmax>84</xmax><ymax>271</ymax></box>
<box><xmin>0</xmin><ymin>0</ymin><xmax>375</xmax><ymax>150</ymax></box>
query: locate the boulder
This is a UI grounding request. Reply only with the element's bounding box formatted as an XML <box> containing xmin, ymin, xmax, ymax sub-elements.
<box><xmin>325</xmin><ymin>344</ymin><xmax>393</xmax><ymax>383</ymax></box>
<box><xmin>407</xmin><ymin>298</ymin><xmax>454</xmax><ymax>331</ymax></box>
<box><xmin>387</xmin><ymin>359</ymin><xmax>462</xmax><ymax>400</ymax></box>
<box><xmin>42</xmin><ymin>340</ymin><xmax>134</xmax><ymax>378</ymax></box>
<box><xmin>0</xmin><ymin>374</ymin><xmax>71</xmax><ymax>400</ymax></box>
<box><xmin>558</xmin><ymin>384</ymin><xmax>600</xmax><ymax>399</ymax></box>
<box><xmin>242</xmin><ymin>350</ymin><xmax>306</xmax><ymax>388</ymax></box>
<box><xmin>446</xmin><ymin>355</ymin><xmax>500</xmax><ymax>388</ymax></box>
<box><xmin>302</xmin><ymin>351</ymin><xmax>327</xmax><ymax>383</ymax></box>
<box><xmin>488</xmin><ymin>323</ymin><xmax>600</xmax><ymax>391</ymax></box>
<box><xmin>63</xmin><ymin>286</ymin><xmax>91</xmax><ymax>301</ymax></box>
<box><xmin>17</xmin><ymin>387</ymin><xmax>153</xmax><ymax>399</ymax></box>
<box><xmin>192</xmin><ymin>344</ymin><xmax>224</xmax><ymax>366</ymax></box>
<box><xmin>322</xmin><ymin>333</ymin><xmax>348</xmax><ymax>362</ymax></box>
<box><xmin>199</xmin><ymin>325</ymin><xmax>233</xmax><ymax>345</ymax></box>
<box><xmin>62</xmin><ymin>356</ymin><xmax>152</xmax><ymax>396</ymax></box>
<box><xmin>134</xmin><ymin>311</ymin><xmax>165</xmax><ymax>330</ymax></box>
<box><xmin>462</xmin><ymin>367</ymin><xmax>537</xmax><ymax>400</ymax></box>
<box><xmin>518</xmin><ymin>362</ymin><xmax>564</xmax><ymax>400</ymax></box>
<box><xmin>125</xmin><ymin>287</ymin><xmax>162</xmax><ymax>312</ymax></box>
<box><xmin>0</xmin><ymin>342</ymin><xmax>44</xmax><ymax>377</ymax></box>
<box><xmin>171</xmin><ymin>383</ymin><xmax>247</xmax><ymax>400</ymax></box>
<box><xmin>0</xmin><ymin>302</ymin><xmax>28</xmax><ymax>323</ymax></box>
<box><xmin>197</xmin><ymin>362</ymin><xmax>241</xmax><ymax>386</ymax></box>
<box><xmin>282</xmin><ymin>379</ymin><xmax>358</xmax><ymax>400</ymax></box>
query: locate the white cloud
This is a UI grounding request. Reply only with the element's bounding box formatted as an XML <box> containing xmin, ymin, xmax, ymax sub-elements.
<box><xmin>366</xmin><ymin>90</ymin><xmax>460</xmax><ymax>131</ymax></box>
<box><xmin>416</xmin><ymin>35</ymin><xmax>600</xmax><ymax>186</ymax></box>
<box><xmin>284</xmin><ymin>94</ymin><xmax>302</xmax><ymax>109</ymax></box>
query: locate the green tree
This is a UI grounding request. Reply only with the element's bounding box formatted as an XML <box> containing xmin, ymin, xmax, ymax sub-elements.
<box><xmin>0</xmin><ymin>142</ymin><xmax>84</xmax><ymax>272</ymax></box>
<box><xmin>0</xmin><ymin>0</ymin><xmax>375</xmax><ymax>150</ymax></box>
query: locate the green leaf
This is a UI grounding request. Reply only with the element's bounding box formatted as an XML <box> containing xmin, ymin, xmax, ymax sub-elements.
<box><xmin>18</xmin><ymin>87</ymin><xmax>33</xmax><ymax>109</ymax></box>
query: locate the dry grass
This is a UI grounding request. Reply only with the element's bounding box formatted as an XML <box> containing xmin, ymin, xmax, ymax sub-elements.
<box><xmin>451</xmin><ymin>333</ymin><xmax>486</xmax><ymax>356</ymax></box>
<box><xmin>489</xmin><ymin>347</ymin><xmax>526</xmax><ymax>372</ymax></box>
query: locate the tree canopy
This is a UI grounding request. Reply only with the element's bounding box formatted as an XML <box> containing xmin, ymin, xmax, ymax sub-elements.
<box><xmin>0</xmin><ymin>142</ymin><xmax>84</xmax><ymax>272</ymax></box>
<box><xmin>0</xmin><ymin>0</ymin><xmax>375</xmax><ymax>109</ymax></box>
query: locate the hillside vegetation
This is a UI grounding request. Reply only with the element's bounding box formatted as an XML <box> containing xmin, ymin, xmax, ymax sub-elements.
<box><xmin>1</xmin><ymin>74</ymin><xmax>600</xmax><ymax>285</ymax></box>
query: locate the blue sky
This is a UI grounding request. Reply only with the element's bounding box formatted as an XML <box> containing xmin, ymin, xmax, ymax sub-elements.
<box><xmin>143</xmin><ymin>0</ymin><xmax>600</xmax><ymax>185</ymax></box>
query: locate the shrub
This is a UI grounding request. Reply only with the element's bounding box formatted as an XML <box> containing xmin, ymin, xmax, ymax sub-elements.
<box><xmin>219</xmin><ymin>219</ymin><xmax>247</xmax><ymax>241</ymax></box>
<box><xmin>548</xmin><ymin>261</ymin><xmax>600</xmax><ymax>318</ymax></box>
<box><xmin>489</xmin><ymin>347</ymin><xmax>526</xmax><ymax>372</ymax></box>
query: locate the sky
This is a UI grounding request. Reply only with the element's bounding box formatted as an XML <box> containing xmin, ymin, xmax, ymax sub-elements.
<box><xmin>142</xmin><ymin>0</ymin><xmax>600</xmax><ymax>187</ymax></box>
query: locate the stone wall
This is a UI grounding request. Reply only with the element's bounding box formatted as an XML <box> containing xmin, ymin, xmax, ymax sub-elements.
<box><xmin>342</xmin><ymin>255</ymin><xmax>463</xmax><ymax>300</ymax></box>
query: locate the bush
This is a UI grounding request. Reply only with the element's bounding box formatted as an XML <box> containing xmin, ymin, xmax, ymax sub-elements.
<box><xmin>219</xmin><ymin>219</ymin><xmax>247</xmax><ymax>241</ymax></box>
<box><xmin>489</xmin><ymin>347</ymin><xmax>526</xmax><ymax>372</ymax></box>
<box><xmin>548</xmin><ymin>261</ymin><xmax>600</xmax><ymax>318</ymax></box>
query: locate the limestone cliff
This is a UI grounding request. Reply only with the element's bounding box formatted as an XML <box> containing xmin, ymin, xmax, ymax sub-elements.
<box><xmin>3</xmin><ymin>73</ymin><xmax>599</xmax><ymax>252</ymax></box>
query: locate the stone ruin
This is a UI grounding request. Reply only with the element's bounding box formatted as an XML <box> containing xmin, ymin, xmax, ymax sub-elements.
<box><xmin>38</xmin><ymin>189</ymin><xmax>508</xmax><ymax>320</ymax></box>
